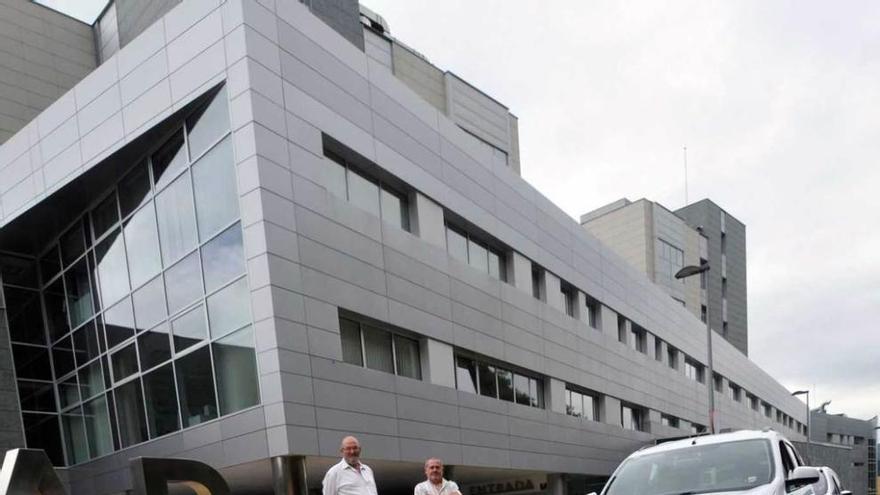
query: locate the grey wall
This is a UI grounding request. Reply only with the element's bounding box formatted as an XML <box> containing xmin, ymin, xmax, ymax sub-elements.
<box><xmin>795</xmin><ymin>442</ymin><xmax>863</xmax><ymax>495</ymax></box>
<box><xmin>115</xmin><ymin>0</ymin><xmax>181</xmax><ymax>48</ymax></box>
<box><xmin>808</xmin><ymin>412</ymin><xmax>878</xmax><ymax>495</ymax></box>
<box><xmin>675</xmin><ymin>200</ymin><xmax>748</xmax><ymax>355</ymax></box>
<box><xmin>94</xmin><ymin>2</ymin><xmax>120</xmax><ymax>63</ymax></box>
<box><xmin>301</xmin><ymin>0</ymin><xmax>364</xmax><ymax>50</ymax></box>
<box><xmin>0</xmin><ymin>0</ymin><xmax>96</xmax><ymax>144</ymax></box>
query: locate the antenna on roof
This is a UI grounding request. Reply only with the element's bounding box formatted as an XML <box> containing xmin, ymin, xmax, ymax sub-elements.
<box><xmin>683</xmin><ymin>146</ymin><xmax>689</xmax><ymax>206</ymax></box>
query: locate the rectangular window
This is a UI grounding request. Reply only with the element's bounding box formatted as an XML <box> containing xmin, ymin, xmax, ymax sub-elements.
<box><xmin>749</xmin><ymin>394</ymin><xmax>759</xmax><ymax>411</ymax></box>
<box><xmin>630</xmin><ymin>324</ymin><xmax>646</xmax><ymax>353</ymax></box>
<box><xmin>445</xmin><ymin>225</ymin><xmax>506</xmax><ymax>281</ymax></box>
<box><xmin>657</xmin><ymin>239</ymin><xmax>685</xmax><ymax>282</ymax></box>
<box><xmin>691</xmin><ymin>423</ymin><xmax>706</xmax><ymax>434</ymax></box>
<box><xmin>325</xmin><ymin>152</ymin><xmax>410</xmax><ymax>231</ymax></box>
<box><xmin>654</xmin><ymin>338</ymin><xmax>663</xmax><ymax>361</ymax></box>
<box><xmin>729</xmin><ymin>383</ymin><xmax>742</xmax><ymax>402</ymax></box>
<box><xmin>617</xmin><ymin>315</ymin><xmax>627</xmax><ymax>344</ymax></box>
<box><xmin>337</xmin><ymin>313</ymin><xmax>421</xmax><ymax>379</ymax></box>
<box><xmin>713</xmin><ymin>373</ymin><xmax>723</xmax><ymax>392</ymax></box>
<box><xmin>584</xmin><ymin>296</ymin><xmax>600</xmax><ymax>329</ymax></box>
<box><xmin>621</xmin><ymin>404</ymin><xmax>644</xmax><ymax>432</ymax></box>
<box><xmin>684</xmin><ymin>358</ymin><xmax>704</xmax><ymax>383</ymax></box>
<box><xmin>531</xmin><ymin>265</ymin><xmax>544</xmax><ymax>301</ymax></box>
<box><xmin>561</xmin><ymin>282</ymin><xmax>576</xmax><ymax>318</ymax></box>
<box><xmin>565</xmin><ymin>386</ymin><xmax>599</xmax><ymax>421</ymax></box>
<box><xmin>667</xmin><ymin>346</ymin><xmax>679</xmax><ymax>370</ymax></box>
<box><xmin>701</xmin><ymin>305</ymin><xmax>708</xmax><ymax>323</ymax></box>
<box><xmin>700</xmin><ymin>258</ymin><xmax>708</xmax><ymax>289</ymax></box>
<box><xmin>661</xmin><ymin>414</ymin><xmax>679</xmax><ymax>428</ymax></box>
<box><xmin>763</xmin><ymin>402</ymin><xmax>772</xmax><ymax>418</ymax></box>
<box><xmin>455</xmin><ymin>353</ymin><xmax>543</xmax><ymax>409</ymax></box>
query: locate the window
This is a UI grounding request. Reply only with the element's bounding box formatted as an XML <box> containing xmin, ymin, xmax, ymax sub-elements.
<box><xmin>729</xmin><ymin>382</ymin><xmax>742</xmax><ymax>402</ymax></box>
<box><xmin>762</xmin><ymin>402</ymin><xmax>772</xmax><ymax>418</ymax></box>
<box><xmin>566</xmin><ymin>386</ymin><xmax>599</xmax><ymax>421</ymax></box>
<box><xmin>630</xmin><ymin>324</ymin><xmax>646</xmax><ymax>353</ymax></box>
<box><xmin>713</xmin><ymin>373</ymin><xmax>723</xmax><ymax>392</ymax></box>
<box><xmin>654</xmin><ymin>338</ymin><xmax>663</xmax><ymax>361</ymax></box>
<box><xmin>325</xmin><ymin>152</ymin><xmax>410</xmax><ymax>231</ymax></box>
<box><xmin>722</xmin><ymin>322</ymin><xmax>729</xmax><ymax>337</ymax></box>
<box><xmin>749</xmin><ymin>394</ymin><xmax>759</xmax><ymax>411</ymax></box>
<box><xmin>691</xmin><ymin>423</ymin><xmax>706</xmax><ymax>434</ymax></box>
<box><xmin>684</xmin><ymin>358</ymin><xmax>704</xmax><ymax>383</ymax></box>
<box><xmin>561</xmin><ymin>282</ymin><xmax>577</xmax><ymax>317</ymax></box>
<box><xmin>617</xmin><ymin>315</ymin><xmax>627</xmax><ymax>345</ymax></box>
<box><xmin>455</xmin><ymin>354</ymin><xmax>543</xmax><ymax>409</ymax></box>
<box><xmin>445</xmin><ymin>225</ymin><xmax>506</xmax><ymax>281</ymax></box>
<box><xmin>722</xmin><ymin>278</ymin><xmax>728</xmax><ymax>297</ymax></box>
<box><xmin>584</xmin><ymin>295</ymin><xmax>600</xmax><ymax>329</ymax></box>
<box><xmin>657</xmin><ymin>239</ymin><xmax>684</xmax><ymax>282</ymax></box>
<box><xmin>667</xmin><ymin>346</ymin><xmax>679</xmax><ymax>370</ymax></box>
<box><xmin>338</xmin><ymin>314</ymin><xmax>421</xmax><ymax>379</ymax></box>
<box><xmin>661</xmin><ymin>414</ymin><xmax>679</xmax><ymax>428</ymax></box>
<box><xmin>531</xmin><ymin>265</ymin><xmax>544</xmax><ymax>301</ymax></box>
<box><xmin>700</xmin><ymin>258</ymin><xmax>708</xmax><ymax>289</ymax></box>
<box><xmin>621</xmin><ymin>404</ymin><xmax>644</xmax><ymax>432</ymax></box>
<box><xmin>701</xmin><ymin>305</ymin><xmax>708</xmax><ymax>323</ymax></box>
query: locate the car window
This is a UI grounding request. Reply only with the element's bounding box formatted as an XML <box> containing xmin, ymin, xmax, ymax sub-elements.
<box><xmin>784</xmin><ymin>442</ymin><xmax>803</xmax><ymax>467</ymax></box>
<box><xmin>778</xmin><ymin>441</ymin><xmax>795</xmax><ymax>477</ymax></box>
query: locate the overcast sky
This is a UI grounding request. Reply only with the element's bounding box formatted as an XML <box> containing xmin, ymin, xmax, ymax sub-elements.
<box><xmin>49</xmin><ymin>1</ymin><xmax>878</xmax><ymax>422</ymax></box>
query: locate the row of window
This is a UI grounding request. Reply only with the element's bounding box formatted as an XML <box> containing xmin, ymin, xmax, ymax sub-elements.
<box><xmin>455</xmin><ymin>355</ymin><xmax>543</xmax><ymax>408</ymax></box>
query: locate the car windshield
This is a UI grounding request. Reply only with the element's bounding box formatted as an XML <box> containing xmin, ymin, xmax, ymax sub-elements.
<box><xmin>605</xmin><ymin>439</ymin><xmax>774</xmax><ymax>495</ymax></box>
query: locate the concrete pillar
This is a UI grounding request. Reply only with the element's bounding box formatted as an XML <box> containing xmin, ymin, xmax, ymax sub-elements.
<box><xmin>411</xmin><ymin>192</ymin><xmax>445</xmax><ymax>248</ymax></box>
<box><xmin>544</xmin><ymin>271</ymin><xmax>564</xmax><ymax>311</ymax></box>
<box><xmin>602</xmin><ymin>396</ymin><xmax>621</xmax><ymax>427</ymax></box>
<box><xmin>272</xmin><ymin>456</ymin><xmax>308</xmax><ymax>495</ymax></box>
<box><xmin>599</xmin><ymin>305</ymin><xmax>617</xmax><ymax>336</ymax></box>
<box><xmin>575</xmin><ymin>292</ymin><xmax>588</xmax><ymax>324</ymax></box>
<box><xmin>646</xmin><ymin>333</ymin><xmax>657</xmax><ymax>360</ymax></box>
<box><xmin>547</xmin><ymin>474</ymin><xmax>566</xmax><ymax>495</ymax></box>
<box><xmin>549</xmin><ymin>378</ymin><xmax>567</xmax><ymax>414</ymax></box>
<box><xmin>679</xmin><ymin>419</ymin><xmax>692</xmax><ymax>433</ymax></box>
<box><xmin>618</xmin><ymin>318</ymin><xmax>631</xmax><ymax>346</ymax></box>
<box><xmin>420</xmin><ymin>338</ymin><xmax>455</xmax><ymax>388</ymax></box>
<box><xmin>510</xmin><ymin>251</ymin><xmax>533</xmax><ymax>293</ymax></box>
<box><xmin>648</xmin><ymin>409</ymin><xmax>662</xmax><ymax>434</ymax></box>
<box><xmin>658</xmin><ymin>340</ymin><xmax>669</xmax><ymax>366</ymax></box>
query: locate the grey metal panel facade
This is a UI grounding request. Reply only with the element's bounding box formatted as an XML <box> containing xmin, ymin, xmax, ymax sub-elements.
<box><xmin>0</xmin><ymin>1</ymin><xmax>809</xmax><ymax>493</ymax></box>
<box><xmin>115</xmin><ymin>0</ymin><xmax>182</xmax><ymax>48</ymax></box>
<box><xmin>675</xmin><ymin>199</ymin><xmax>749</xmax><ymax>355</ymax></box>
<box><xmin>301</xmin><ymin>0</ymin><xmax>364</xmax><ymax>50</ymax></box>
<box><xmin>807</xmin><ymin>412</ymin><xmax>878</xmax><ymax>495</ymax></box>
<box><xmin>0</xmin><ymin>0</ymin><xmax>96</xmax><ymax>144</ymax></box>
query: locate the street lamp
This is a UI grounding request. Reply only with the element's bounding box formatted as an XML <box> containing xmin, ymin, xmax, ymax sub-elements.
<box><xmin>791</xmin><ymin>390</ymin><xmax>810</xmax><ymax>444</ymax></box>
<box><xmin>675</xmin><ymin>262</ymin><xmax>714</xmax><ymax>433</ymax></box>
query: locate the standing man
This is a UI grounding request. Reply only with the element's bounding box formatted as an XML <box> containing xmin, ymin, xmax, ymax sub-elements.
<box><xmin>323</xmin><ymin>436</ymin><xmax>378</xmax><ymax>495</ymax></box>
<box><xmin>415</xmin><ymin>458</ymin><xmax>462</xmax><ymax>495</ymax></box>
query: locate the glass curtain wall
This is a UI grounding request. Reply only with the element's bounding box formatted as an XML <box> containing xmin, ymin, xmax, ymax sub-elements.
<box><xmin>0</xmin><ymin>85</ymin><xmax>260</xmax><ymax>467</ymax></box>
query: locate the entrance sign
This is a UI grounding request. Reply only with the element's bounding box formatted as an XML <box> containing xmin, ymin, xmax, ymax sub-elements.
<box><xmin>463</xmin><ymin>476</ymin><xmax>548</xmax><ymax>495</ymax></box>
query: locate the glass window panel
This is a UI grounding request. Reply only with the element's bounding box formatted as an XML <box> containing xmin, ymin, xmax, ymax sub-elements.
<box><xmin>0</xmin><ymin>252</ymin><xmax>38</xmax><ymax>287</ymax></box>
<box><xmin>115</xmin><ymin>379</ymin><xmax>148</xmax><ymax>448</ymax></box>
<box><xmin>132</xmin><ymin>276</ymin><xmax>166</xmax><ymax>332</ymax></box>
<box><xmin>339</xmin><ymin>318</ymin><xmax>363</xmax><ymax>366</ymax></box>
<box><xmin>143</xmin><ymin>364</ymin><xmax>180</xmax><ymax>438</ymax></box>
<box><xmin>346</xmin><ymin>169</ymin><xmax>380</xmax><ymax>216</ymax></box>
<box><xmin>73</xmin><ymin>320</ymin><xmax>100</xmax><ymax>364</ymax></box>
<box><xmin>52</xmin><ymin>337</ymin><xmax>75</xmax><ymax>378</ymax></box>
<box><xmin>497</xmin><ymin>369</ymin><xmax>514</xmax><ymax>402</ymax></box>
<box><xmin>455</xmin><ymin>356</ymin><xmax>477</xmax><ymax>394</ymax></box>
<box><xmin>192</xmin><ymin>137</ymin><xmax>238</xmax><ymax>241</ymax></box>
<box><xmin>380</xmin><ymin>188</ymin><xmax>405</xmax><ymax>229</ymax></box>
<box><xmin>187</xmin><ymin>86</ymin><xmax>230</xmax><ymax>160</ymax></box>
<box><xmin>59</xmin><ymin>375</ymin><xmax>80</xmax><ymax>408</ymax></box>
<box><xmin>529</xmin><ymin>378</ymin><xmax>541</xmax><ymax>408</ymax></box>
<box><xmin>44</xmin><ymin>279</ymin><xmax>69</xmax><ymax>342</ymax></box>
<box><xmin>78</xmin><ymin>360</ymin><xmax>104</xmax><ymax>400</ymax></box>
<box><xmin>478</xmin><ymin>362</ymin><xmax>497</xmax><ymax>399</ymax></box>
<box><xmin>105</xmin><ymin>392</ymin><xmax>120</xmax><ymax>450</ymax></box>
<box><xmin>92</xmin><ymin>193</ymin><xmax>119</xmax><ymax>240</ymax></box>
<box><xmin>62</xmin><ymin>409</ymin><xmax>89</xmax><ymax>464</ymax></box>
<box><xmin>111</xmin><ymin>343</ymin><xmax>138</xmax><ymax>382</ymax></box>
<box><xmin>362</xmin><ymin>325</ymin><xmax>393</xmax><ymax>373</ymax></box>
<box><xmin>622</xmin><ymin>406</ymin><xmax>633</xmax><ymax>430</ymax></box>
<box><xmin>446</xmin><ymin>227</ymin><xmax>468</xmax><ymax>263</ymax></box>
<box><xmin>103</xmin><ymin>297</ymin><xmax>135</xmax><ymax>349</ymax></box>
<box><xmin>60</xmin><ymin>221</ymin><xmax>86</xmax><ymax>267</ymax></box>
<box><xmin>13</xmin><ymin>344</ymin><xmax>53</xmax><ymax>380</ymax></box>
<box><xmin>176</xmin><ymin>346</ymin><xmax>218</xmax><ymax>427</ymax></box>
<box><xmin>468</xmin><ymin>239</ymin><xmax>489</xmax><ymax>273</ymax></box>
<box><xmin>22</xmin><ymin>413</ymin><xmax>64</xmax><ymax>466</ymax></box>
<box><xmin>95</xmin><ymin>228</ymin><xmax>130</xmax><ymax>307</ymax></box>
<box><xmin>119</xmin><ymin>161</ymin><xmax>151</xmax><ymax>218</ymax></box>
<box><xmin>393</xmin><ymin>335</ymin><xmax>420</xmax><ymax>379</ymax></box>
<box><xmin>488</xmin><ymin>251</ymin><xmax>501</xmax><ymax>279</ymax></box>
<box><xmin>201</xmin><ymin>223</ymin><xmax>245</xmax><ymax>292</ymax></box>
<box><xmin>138</xmin><ymin>323</ymin><xmax>171</xmax><ymax>371</ymax></box>
<box><xmin>514</xmin><ymin>373</ymin><xmax>530</xmax><ymax>405</ymax></box>
<box><xmin>5</xmin><ymin>287</ymin><xmax>45</xmax><ymax>344</ymax></box>
<box><xmin>206</xmin><ymin>276</ymin><xmax>250</xmax><ymax>338</ymax></box>
<box><xmin>64</xmin><ymin>258</ymin><xmax>94</xmax><ymax>328</ymax></box>
<box><xmin>156</xmin><ymin>172</ymin><xmax>198</xmax><ymax>265</ymax></box>
<box><xmin>583</xmin><ymin>394</ymin><xmax>595</xmax><ymax>421</ymax></box>
<box><xmin>40</xmin><ymin>245</ymin><xmax>62</xmax><ymax>286</ymax></box>
<box><xmin>152</xmin><ymin>130</ymin><xmax>188</xmax><ymax>190</ymax></box>
<box><xmin>213</xmin><ymin>326</ymin><xmax>259</xmax><ymax>415</ymax></box>
<box><xmin>569</xmin><ymin>391</ymin><xmax>583</xmax><ymax>417</ymax></box>
<box><xmin>171</xmin><ymin>305</ymin><xmax>207</xmax><ymax>353</ymax></box>
<box><xmin>17</xmin><ymin>380</ymin><xmax>57</xmax><ymax>412</ymax></box>
<box><xmin>164</xmin><ymin>251</ymin><xmax>202</xmax><ymax>315</ymax></box>
<box><xmin>124</xmin><ymin>204</ymin><xmax>162</xmax><ymax>289</ymax></box>
<box><xmin>325</xmin><ymin>156</ymin><xmax>347</xmax><ymax>199</ymax></box>
<box><xmin>83</xmin><ymin>396</ymin><xmax>113</xmax><ymax>458</ymax></box>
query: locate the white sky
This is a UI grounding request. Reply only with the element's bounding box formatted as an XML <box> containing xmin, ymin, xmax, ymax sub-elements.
<box><xmin>49</xmin><ymin>0</ymin><xmax>878</xmax><ymax>422</ymax></box>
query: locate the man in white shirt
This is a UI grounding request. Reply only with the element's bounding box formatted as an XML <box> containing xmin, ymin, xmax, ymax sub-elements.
<box><xmin>414</xmin><ymin>458</ymin><xmax>462</xmax><ymax>495</ymax></box>
<box><xmin>322</xmin><ymin>436</ymin><xmax>378</xmax><ymax>495</ymax></box>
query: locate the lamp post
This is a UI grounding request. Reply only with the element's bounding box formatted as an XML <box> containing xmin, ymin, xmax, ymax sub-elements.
<box><xmin>675</xmin><ymin>262</ymin><xmax>714</xmax><ymax>433</ymax></box>
<box><xmin>792</xmin><ymin>390</ymin><xmax>810</xmax><ymax>444</ymax></box>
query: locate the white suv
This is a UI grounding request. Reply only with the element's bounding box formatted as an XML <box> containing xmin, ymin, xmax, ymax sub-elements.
<box><xmin>592</xmin><ymin>430</ymin><xmax>823</xmax><ymax>495</ymax></box>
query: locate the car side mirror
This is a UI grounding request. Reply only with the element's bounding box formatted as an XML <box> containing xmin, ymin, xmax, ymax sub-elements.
<box><xmin>785</xmin><ymin>467</ymin><xmax>820</xmax><ymax>493</ymax></box>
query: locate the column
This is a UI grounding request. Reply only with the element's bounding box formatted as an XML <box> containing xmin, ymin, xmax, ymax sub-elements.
<box><xmin>420</xmin><ymin>338</ymin><xmax>455</xmax><ymax>388</ymax></box>
<box><xmin>411</xmin><ymin>192</ymin><xmax>445</xmax><ymax>248</ymax></box>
